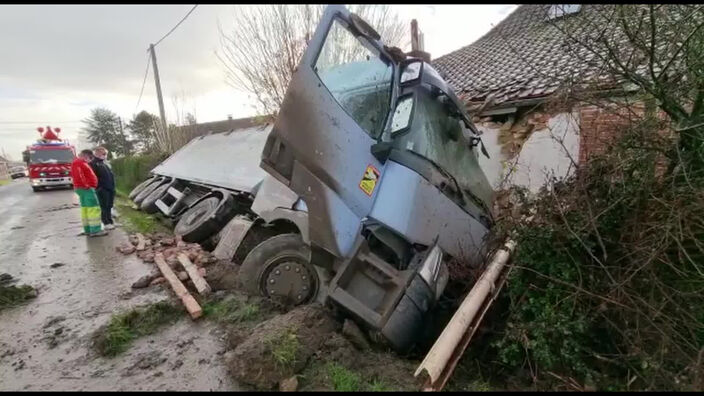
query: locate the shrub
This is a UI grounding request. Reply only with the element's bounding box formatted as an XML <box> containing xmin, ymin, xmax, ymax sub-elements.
<box><xmin>486</xmin><ymin>116</ymin><xmax>704</xmax><ymax>391</ymax></box>
<box><xmin>111</xmin><ymin>152</ymin><xmax>169</xmax><ymax>195</ymax></box>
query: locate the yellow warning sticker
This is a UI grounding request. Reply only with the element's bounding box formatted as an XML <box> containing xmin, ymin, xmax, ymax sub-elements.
<box><xmin>359</xmin><ymin>164</ymin><xmax>380</xmax><ymax>197</ymax></box>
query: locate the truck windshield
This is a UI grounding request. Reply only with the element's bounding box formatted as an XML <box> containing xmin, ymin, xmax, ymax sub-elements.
<box><xmin>314</xmin><ymin>18</ymin><xmax>393</xmax><ymax>138</ymax></box>
<box><xmin>399</xmin><ymin>91</ymin><xmax>494</xmax><ymax>211</ymax></box>
<box><xmin>29</xmin><ymin>149</ymin><xmax>74</xmax><ymax>164</ymax></box>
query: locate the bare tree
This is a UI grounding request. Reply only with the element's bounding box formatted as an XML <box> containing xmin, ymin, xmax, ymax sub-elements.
<box><xmin>217</xmin><ymin>4</ymin><xmax>409</xmax><ymax>115</ymax></box>
<box><xmin>550</xmin><ymin>4</ymin><xmax>704</xmax><ymax>174</ymax></box>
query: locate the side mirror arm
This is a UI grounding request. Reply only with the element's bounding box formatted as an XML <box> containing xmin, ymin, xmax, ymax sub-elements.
<box><xmin>469</xmin><ymin>136</ymin><xmax>490</xmax><ymax>159</ymax></box>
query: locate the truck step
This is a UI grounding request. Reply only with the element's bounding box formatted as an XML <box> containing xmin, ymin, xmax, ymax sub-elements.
<box><xmin>212</xmin><ymin>216</ymin><xmax>254</xmax><ymax>261</ymax></box>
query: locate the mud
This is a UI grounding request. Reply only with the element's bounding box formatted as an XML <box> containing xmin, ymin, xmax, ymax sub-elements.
<box><xmin>225</xmin><ymin>304</ymin><xmax>339</xmax><ymax>390</ymax></box>
<box><xmin>223</xmin><ymin>303</ymin><xmax>423</xmax><ymax>392</ymax></box>
<box><xmin>0</xmin><ymin>180</ymin><xmax>236</xmax><ymax>391</ymax></box>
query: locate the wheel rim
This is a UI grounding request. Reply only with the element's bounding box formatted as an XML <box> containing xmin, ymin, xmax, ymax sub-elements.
<box><xmin>183</xmin><ymin>204</ymin><xmax>210</xmax><ymax>226</ymax></box>
<box><xmin>260</xmin><ymin>255</ymin><xmax>318</xmax><ymax>305</ymax></box>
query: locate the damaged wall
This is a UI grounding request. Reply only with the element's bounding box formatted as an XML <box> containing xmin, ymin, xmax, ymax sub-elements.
<box><xmin>476</xmin><ymin>109</ymin><xmax>580</xmax><ymax>194</ymax></box>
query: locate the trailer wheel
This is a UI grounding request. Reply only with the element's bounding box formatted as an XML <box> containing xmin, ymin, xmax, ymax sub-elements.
<box><xmin>140</xmin><ymin>182</ymin><xmax>171</xmax><ymax>214</ymax></box>
<box><xmin>174</xmin><ymin>196</ymin><xmax>224</xmax><ymax>243</ymax></box>
<box><xmin>239</xmin><ymin>233</ymin><xmax>321</xmax><ymax>306</ymax></box>
<box><xmin>133</xmin><ymin>178</ymin><xmax>165</xmax><ymax>206</ymax></box>
<box><xmin>128</xmin><ymin>176</ymin><xmax>155</xmax><ymax>200</ymax></box>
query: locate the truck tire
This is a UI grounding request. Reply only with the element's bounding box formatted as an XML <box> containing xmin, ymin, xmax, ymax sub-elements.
<box><xmin>32</xmin><ymin>186</ymin><xmax>41</xmax><ymax>192</ymax></box>
<box><xmin>133</xmin><ymin>178</ymin><xmax>165</xmax><ymax>206</ymax></box>
<box><xmin>238</xmin><ymin>233</ymin><xmax>321</xmax><ymax>306</ymax></box>
<box><xmin>140</xmin><ymin>182</ymin><xmax>171</xmax><ymax>214</ymax></box>
<box><xmin>128</xmin><ymin>176</ymin><xmax>155</xmax><ymax>200</ymax></box>
<box><xmin>174</xmin><ymin>196</ymin><xmax>225</xmax><ymax>243</ymax></box>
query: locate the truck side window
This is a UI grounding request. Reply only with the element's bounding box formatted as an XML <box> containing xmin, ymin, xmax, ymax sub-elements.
<box><xmin>314</xmin><ymin>18</ymin><xmax>393</xmax><ymax>138</ymax></box>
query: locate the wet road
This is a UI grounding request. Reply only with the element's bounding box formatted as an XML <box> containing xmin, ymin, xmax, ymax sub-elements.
<box><xmin>0</xmin><ymin>179</ymin><xmax>236</xmax><ymax>390</ymax></box>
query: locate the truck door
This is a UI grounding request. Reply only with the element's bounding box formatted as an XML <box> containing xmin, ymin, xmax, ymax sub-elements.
<box><xmin>261</xmin><ymin>5</ymin><xmax>396</xmax><ymax>259</ymax></box>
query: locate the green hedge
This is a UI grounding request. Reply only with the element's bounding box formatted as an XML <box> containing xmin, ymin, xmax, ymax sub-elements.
<box><xmin>111</xmin><ymin>152</ymin><xmax>169</xmax><ymax>195</ymax></box>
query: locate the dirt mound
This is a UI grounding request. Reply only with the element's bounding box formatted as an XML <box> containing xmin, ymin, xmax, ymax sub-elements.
<box><xmin>299</xmin><ymin>331</ymin><xmax>421</xmax><ymax>391</ymax></box>
<box><xmin>225</xmin><ymin>304</ymin><xmax>339</xmax><ymax>390</ymax></box>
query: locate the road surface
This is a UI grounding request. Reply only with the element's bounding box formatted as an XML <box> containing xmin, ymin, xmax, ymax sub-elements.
<box><xmin>0</xmin><ymin>179</ymin><xmax>235</xmax><ymax>391</ymax></box>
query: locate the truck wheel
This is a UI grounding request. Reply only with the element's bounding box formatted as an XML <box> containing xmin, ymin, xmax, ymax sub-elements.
<box><xmin>128</xmin><ymin>177</ymin><xmax>155</xmax><ymax>200</ymax></box>
<box><xmin>174</xmin><ymin>196</ymin><xmax>225</xmax><ymax>243</ymax></box>
<box><xmin>133</xmin><ymin>178</ymin><xmax>164</xmax><ymax>206</ymax></box>
<box><xmin>140</xmin><ymin>182</ymin><xmax>171</xmax><ymax>214</ymax></box>
<box><xmin>238</xmin><ymin>233</ymin><xmax>321</xmax><ymax>306</ymax></box>
<box><xmin>32</xmin><ymin>186</ymin><xmax>41</xmax><ymax>192</ymax></box>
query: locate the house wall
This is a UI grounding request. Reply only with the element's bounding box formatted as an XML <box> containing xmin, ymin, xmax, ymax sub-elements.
<box><xmin>0</xmin><ymin>162</ymin><xmax>9</xmax><ymax>179</ymax></box>
<box><xmin>476</xmin><ymin>110</ymin><xmax>581</xmax><ymax>193</ymax></box>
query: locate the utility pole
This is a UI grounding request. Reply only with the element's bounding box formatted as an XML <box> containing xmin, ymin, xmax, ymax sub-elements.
<box><xmin>408</xmin><ymin>19</ymin><xmax>431</xmax><ymax>62</ymax></box>
<box><xmin>149</xmin><ymin>44</ymin><xmax>168</xmax><ymax>137</ymax></box>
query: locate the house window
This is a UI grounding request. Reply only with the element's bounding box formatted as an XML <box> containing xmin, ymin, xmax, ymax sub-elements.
<box><xmin>547</xmin><ymin>4</ymin><xmax>581</xmax><ymax>20</ymax></box>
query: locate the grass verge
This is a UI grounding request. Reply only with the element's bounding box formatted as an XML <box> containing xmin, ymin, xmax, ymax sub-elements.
<box><xmin>0</xmin><ymin>178</ymin><xmax>11</xmax><ymax>186</ymax></box>
<box><xmin>0</xmin><ymin>284</ymin><xmax>37</xmax><ymax>311</ymax></box>
<box><xmin>93</xmin><ymin>301</ymin><xmax>182</xmax><ymax>357</ymax></box>
<box><xmin>324</xmin><ymin>363</ymin><xmax>392</xmax><ymax>391</ymax></box>
<box><xmin>202</xmin><ymin>296</ymin><xmax>262</xmax><ymax>324</ymax></box>
<box><xmin>114</xmin><ymin>195</ymin><xmax>169</xmax><ymax>234</ymax></box>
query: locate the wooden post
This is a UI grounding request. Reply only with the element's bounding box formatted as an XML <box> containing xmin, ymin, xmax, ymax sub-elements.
<box><xmin>154</xmin><ymin>253</ymin><xmax>202</xmax><ymax>320</ymax></box>
<box><xmin>178</xmin><ymin>253</ymin><xmax>211</xmax><ymax>296</ymax></box>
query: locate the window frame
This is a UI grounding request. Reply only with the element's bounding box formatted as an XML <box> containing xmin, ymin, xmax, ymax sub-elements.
<box><xmin>310</xmin><ymin>15</ymin><xmax>396</xmax><ymax>140</ymax></box>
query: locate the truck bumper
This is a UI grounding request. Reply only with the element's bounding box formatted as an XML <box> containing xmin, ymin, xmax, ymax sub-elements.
<box><xmin>31</xmin><ymin>177</ymin><xmax>73</xmax><ymax>187</ymax></box>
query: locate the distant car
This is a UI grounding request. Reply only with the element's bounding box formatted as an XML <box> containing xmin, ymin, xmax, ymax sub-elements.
<box><xmin>10</xmin><ymin>166</ymin><xmax>27</xmax><ymax>179</ymax></box>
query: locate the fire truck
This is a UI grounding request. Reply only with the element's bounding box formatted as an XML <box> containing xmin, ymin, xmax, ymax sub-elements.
<box><xmin>22</xmin><ymin>126</ymin><xmax>76</xmax><ymax>192</ymax></box>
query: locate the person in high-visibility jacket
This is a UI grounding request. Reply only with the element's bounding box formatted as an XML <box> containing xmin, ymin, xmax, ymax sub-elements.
<box><xmin>71</xmin><ymin>149</ymin><xmax>107</xmax><ymax>237</ymax></box>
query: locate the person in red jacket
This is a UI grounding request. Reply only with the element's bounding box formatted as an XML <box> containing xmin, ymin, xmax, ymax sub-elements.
<box><xmin>71</xmin><ymin>149</ymin><xmax>107</xmax><ymax>237</ymax></box>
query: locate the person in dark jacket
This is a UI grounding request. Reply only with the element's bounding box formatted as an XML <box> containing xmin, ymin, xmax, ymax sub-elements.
<box><xmin>90</xmin><ymin>147</ymin><xmax>117</xmax><ymax>230</ymax></box>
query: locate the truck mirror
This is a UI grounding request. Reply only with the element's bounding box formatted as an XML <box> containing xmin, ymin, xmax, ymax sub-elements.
<box><xmin>22</xmin><ymin>150</ymin><xmax>29</xmax><ymax>163</ymax></box>
<box><xmin>390</xmin><ymin>94</ymin><xmax>415</xmax><ymax>138</ymax></box>
<box><xmin>400</xmin><ymin>59</ymin><xmax>423</xmax><ymax>86</ymax></box>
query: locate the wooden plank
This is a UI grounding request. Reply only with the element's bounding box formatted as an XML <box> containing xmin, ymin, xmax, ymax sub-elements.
<box><xmin>154</xmin><ymin>253</ymin><xmax>202</xmax><ymax>319</ymax></box>
<box><xmin>135</xmin><ymin>233</ymin><xmax>147</xmax><ymax>251</ymax></box>
<box><xmin>178</xmin><ymin>253</ymin><xmax>212</xmax><ymax>296</ymax></box>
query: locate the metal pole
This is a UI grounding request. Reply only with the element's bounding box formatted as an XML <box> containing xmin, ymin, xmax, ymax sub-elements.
<box><xmin>149</xmin><ymin>44</ymin><xmax>168</xmax><ymax>137</ymax></box>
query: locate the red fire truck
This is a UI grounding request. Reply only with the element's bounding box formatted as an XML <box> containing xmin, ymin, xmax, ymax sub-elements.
<box><xmin>22</xmin><ymin>126</ymin><xmax>76</xmax><ymax>192</ymax></box>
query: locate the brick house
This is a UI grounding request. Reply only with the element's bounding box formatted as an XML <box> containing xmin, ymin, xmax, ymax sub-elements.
<box><xmin>432</xmin><ymin>4</ymin><xmax>652</xmax><ymax>192</ymax></box>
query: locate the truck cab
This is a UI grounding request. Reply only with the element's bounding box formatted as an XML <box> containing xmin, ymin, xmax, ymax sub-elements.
<box><xmin>252</xmin><ymin>6</ymin><xmax>494</xmax><ymax>352</ymax></box>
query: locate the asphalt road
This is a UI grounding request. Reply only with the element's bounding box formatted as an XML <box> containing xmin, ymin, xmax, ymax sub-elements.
<box><xmin>0</xmin><ymin>178</ymin><xmax>234</xmax><ymax>391</ymax></box>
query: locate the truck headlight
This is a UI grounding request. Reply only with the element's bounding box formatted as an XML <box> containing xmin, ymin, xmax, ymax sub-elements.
<box><xmin>64</xmin><ymin>170</ymin><xmax>70</xmax><ymax>175</ymax></box>
<box><xmin>40</xmin><ymin>172</ymin><xmax>46</xmax><ymax>177</ymax></box>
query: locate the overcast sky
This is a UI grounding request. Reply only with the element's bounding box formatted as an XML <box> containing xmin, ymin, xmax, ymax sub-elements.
<box><xmin>0</xmin><ymin>4</ymin><xmax>516</xmax><ymax>160</ymax></box>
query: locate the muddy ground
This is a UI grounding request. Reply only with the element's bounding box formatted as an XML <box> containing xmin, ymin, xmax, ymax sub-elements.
<box><xmin>0</xmin><ymin>180</ymin><xmax>235</xmax><ymax>391</ymax></box>
<box><xmin>0</xmin><ymin>179</ymin><xmax>480</xmax><ymax>391</ymax></box>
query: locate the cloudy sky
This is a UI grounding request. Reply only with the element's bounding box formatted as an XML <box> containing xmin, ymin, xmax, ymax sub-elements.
<box><xmin>0</xmin><ymin>4</ymin><xmax>516</xmax><ymax>160</ymax></box>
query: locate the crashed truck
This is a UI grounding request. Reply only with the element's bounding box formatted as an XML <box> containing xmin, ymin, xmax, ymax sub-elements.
<box><xmin>128</xmin><ymin>5</ymin><xmax>495</xmax><ymax>353</ymax></box>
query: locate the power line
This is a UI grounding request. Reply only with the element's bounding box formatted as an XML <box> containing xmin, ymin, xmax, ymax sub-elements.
<box><xmin>0</xmin><ymin>120</ymin><xmax>84</xmax><ymax>125</ymax></box>
<box><xmin>153</xmin><ymin>5</ymin><xmax>198</xmax><ymax>48</ymax></box>
<box><xmin>134</xmin><ymin>54</ymin><xmax>151</xmax><ymax>114</ymax></box>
